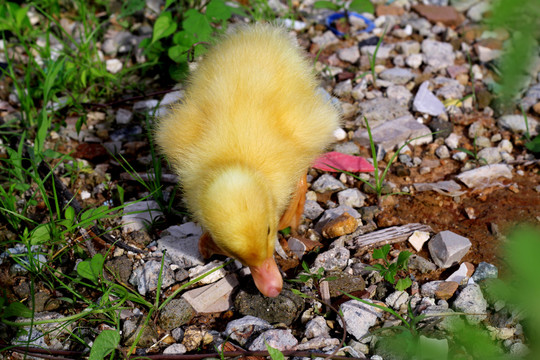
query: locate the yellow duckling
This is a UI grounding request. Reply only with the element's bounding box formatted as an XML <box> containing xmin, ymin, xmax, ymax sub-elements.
<box><xmin>156</xmin><ymin>24</ymin><xmax>340</xmax><ymax>297</ymax></box>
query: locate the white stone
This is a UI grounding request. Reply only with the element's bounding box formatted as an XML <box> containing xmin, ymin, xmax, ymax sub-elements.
<box><xmin>106</xmin><ymin>58</ymin><xmax>123</xmax><ymax>74</ymax></box>
<box><xmin>339</xmin><ymin>300</ymin><xmax>383</xmax><ymax>340</ymax></box>
<box><xmin>457</xmin><ymin>164</ymin><xmax>513</xmax><ymax>188</ymax></box>
<box><xmin>408</xmin><ymin>230</ymin><xmax>431</xmax><ymax>252</ymax></box>
<box><xmin>333</xmin><ymin>127</ymin><xmax>348</xmax><ymax>141</ymax></box>
<box><xmin>122</xmin><ymin>200</ymin><xmax>163</xmax><ymax>233</ymax></box>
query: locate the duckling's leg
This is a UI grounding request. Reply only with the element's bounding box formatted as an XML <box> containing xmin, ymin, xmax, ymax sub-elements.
<box><xmin>199</xmin><ymin>231</ymin><xmax>227</xmax><ymax>259</ymax></box>
<box><xmin>278</xmin><ymin>173</ymin><xmax>307</xmax><ymax>233</ymax></box>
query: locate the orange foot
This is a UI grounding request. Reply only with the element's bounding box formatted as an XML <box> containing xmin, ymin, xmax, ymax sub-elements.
<box><xmin>278</xmin><ymin>173</ymin><xmax>307</xmax><ymax>233</ymax></box>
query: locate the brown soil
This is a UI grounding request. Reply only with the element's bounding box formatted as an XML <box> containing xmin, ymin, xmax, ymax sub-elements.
<box><xmin>377</xmin><ymin>169</ymin><xmax>540</xmax><ymax>275</ymax></box>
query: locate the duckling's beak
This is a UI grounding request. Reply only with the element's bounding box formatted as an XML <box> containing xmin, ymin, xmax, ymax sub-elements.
<box><xmin>249</xmin><ymin>257</ymin><xmax>283</xmax><ymax>297</ymax></box>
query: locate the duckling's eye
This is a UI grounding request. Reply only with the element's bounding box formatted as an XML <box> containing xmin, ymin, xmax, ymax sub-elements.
<box><xmin>267</xmin><ymin>226</ymin><xmax>271</xmax><ymax>236</ymax></box>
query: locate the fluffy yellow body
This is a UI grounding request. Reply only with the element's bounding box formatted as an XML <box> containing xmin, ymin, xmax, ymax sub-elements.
<box><xmin>156</xmin><ymin>24</ymin><xmax>340</xmax><ymax>296</ymax></box>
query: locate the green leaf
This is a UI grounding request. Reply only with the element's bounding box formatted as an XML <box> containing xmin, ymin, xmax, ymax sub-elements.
<box><xmin>373</xmin><ymin>244</ymin><xmax>390</xmax><ymax>260</ymax></box>
<box><xmin>183</xmin><ymin>9</ymin><xmax>213</xmax><ymax>41</ymax></box>
<box><xmin>64</xmin><ymin>206</ymin><xmax>76</xmax><ymax>224</ymax></box>
<box><xmin>2</xmin><ymin>301</ymin><xmax>33</xmax><ymax>319</ymax></box>
<box><xmin>77</xmin><ymin>253</ymin><xmax>105</xmax><ymax>283</ymax></box>
<box><xmin>349</xmin><ymin>0</ymin><xmax>375</xmax><ymax>14</ymax></box>
<box><xmin>301</xmin><ymin>261</ymin><xmax>310</xmax><ymax>273</ymax></box>
<box><xmin>168</xmin><ymin>44</ymin><xmax>189</xmax><ymax>63</ymax></box>
<box><xmin>525</xmin><ymin>135</ymin><xmax>540</xmax><ymax>153</ymax></box>
<box><xmin>152</xmin><ymin>12</ymin><xmax>177</xmax><ymax>44</ymax></box>
<box><xmin>206</xmin><ymin>0</ymin><xmax>232</xmax><ymax>22</ymax></box>
<box><xmin>14</xmin><ymin>5</ymin><xmax>29</xmax><ymax>29</ymax></box>
<box><xmin>313</xmin><ymin>1</ymin><xmax>340</xmax><ymax>10</ymax></box>
<box><xmin>29</xmin><ymin>223</ymin><xmax>52</xmax><ymax>245</ymax></box>
<box><xmin>80</xmin><ymin>205</ymin><xmax>109</xmax><ymax>222</ymax></box>
<box><xmin>396</xmin><ymin>277</ymin><xmax>412</xmax><ymax>291</ymax></box>
<box><xmin>396</xmin><ymin>251</ymin><xmax>412</xmax><ymax>270</ymax></box>
<box><xmin>43</xmin><ymin>57</ymin><xmax>66</xmax><ymax>100</ymax></box>
<box><xmin>266</xmin><ymin>342</ymin><xmax>285</xmax><ymax>360</ymax></box>
<box><xmin>89</xmin><ymin>330</ymin><xmax>121</xmax><ymax>360</ymax></box>
<box><xmin>383</xmin><ymin>270</ymin><xmax>396</xmax><ymax>284</ymax></box>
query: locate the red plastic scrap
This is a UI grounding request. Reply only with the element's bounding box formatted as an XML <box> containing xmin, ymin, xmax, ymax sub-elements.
<box><xmin>312</xmin><ymin>151</ymin><xmax>374</xmax><ymax>172</ymax></box>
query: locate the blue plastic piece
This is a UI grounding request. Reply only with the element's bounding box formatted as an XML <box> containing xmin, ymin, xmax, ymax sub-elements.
<box><xmin>325</xmin><ymin>12</ymin><xmax>375</xmax><ymax>37</ymax></box>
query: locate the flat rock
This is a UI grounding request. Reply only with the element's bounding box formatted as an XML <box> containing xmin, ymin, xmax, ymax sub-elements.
<box><xmin>295</xmin><ymin>337</ymin><xmax>340</xmax><ymax>350</ymax></box>
<box><xmin>379</xmin><ymin>67</ymin><xmax>415</xmax><ymax>85</ymax></box>
<box><xmin>338</xmin><ymin>45</ymin><xmax>360</xmax><ymax>63</ymax></box>
<box><xmin>315</xmin><ymin>205</ymin><xmax>361</xmax><ymax>233</ymax></box>
<box><xmin>421</xmin><ymin>280</ymin><xmax>444</xmax><ymax>297</ymax></box>
<box><xmin>325</xmin><ymin>271</ymin><xmax>365</xmax><ymax>297</ymax></box>
<box><xmin>224</xmin><ymin>315</ymin><xmax>272</xmax><ymax>346</ymax></box>
<box><xmin>305</xmin><ymin>316</ymin><xmax>331</xmax><ymax>339</ymax></box>
<box><xmin>453</xmin><ymin>283</ymin><xmax>488</xmax><ymax>324</ymax></box>
<box><xmin>157</xmin><ymin>223</ymin><xmax>205</xmax><ymax>268</ymax></box>
<box><xmin>435</xmin><ymin>281</ymin><xmax>459</xmax><ymax>300</ymax></box>
<box><xmin>422</xmin><ymin>39</ymin><xmax>456</xmax><ymax>70</ymax></box>
<box><xmin>408</xmin><ymin>255</ymin><xmax>437</xmax><ymax>274</ymax></box>
<box><xmin>471</xmin><ymin>262</ymin><xmax>498</xmax><ymax>282</ymax></box>
<box><xmin>188</xmin><ymin>260</ymin><xmax>227</xmax><ymax>285</ymax></box>
<box><xmin>129</xmin><ymin>259</ymin><xmax>175</xmax><ymax>295</ymax></box>
<box><xmin>312</xmin><ymin>30</ymin><xmax>340</xmax><ymax>47</ymax></box>
<box><xmin>408</xmin><ymin>230</ymin><xmax>431</xmax><ymax>252</ymax></box>
<box><xmin>497</xmin><ymin>114</ymin><xmax>539</xmax><ymax>136</ymax></box>
<box><xmin>360</xmin><ymin>44</ymin><xmax>394</xmax><ymax>60</ymax></box>
<box><xmin>428</xmin><ymin>230</ymin><xmax>472</xmax><ymax>268</ymax></box>
<box><xmin>249</xmin><ymin>329</ymin><xmax>298</xmax><ymax>351</ymax></box>
<box><xmin>413</xmin><ymin>180</ymin><xmax>464</xmax><ymax>196</ymax></box>
<box><xmin>356</xmin><ymin>97</ymin><xmax>411</xmax><ymax>125</ymax></box>
<box><xmin>288</xmin><ymin>237</ymin><xmax>307</xmax><ymax>259</ymax></box>
<box><xmin>412</xmin><ymin>5</ymin><xmax>464</xmax><ymax>26</ymax></box>
<box><xmin>303</xmin><ymin>200</ymin><xmax>324</xmax><ymax>220</ymax></box>
<box><xmin>234</xmin><ymin>286</ymin><xmax>304</xmax><ymax>326</ymax></box>
<box><xmin>385</xmin><ymin>290</ymin><xmax>410</xmax><ymax>310</ymax></box>
<box><xmin>322</xmin><ymin>212</ymin><xmax>358</xmax><ymax>238</ymax></box>
<box><xmin>413</xmin><ymin>81</ymin><xmax>446</xmax><ymax>116</ymax></box>
<box><xmin>446</xmin><ymin>262</ymin><xmax>475</xmax><ymax>285</ymax></box>
<box><xmin>386</xmin><ymin>85</ymin><xmax>413</xmax><ymax>106</ymax></box>
<box><xmin>182</xmin><ymin>274</ymin><xmax>238</xmax><ymax>313</ymax></box>
<box><xmin>122</xmin><ymin>200</ymin><xmax>163</xmax><ymax>233</ymax></box>
<box><xmin>339</xmin><ymin>300</ymin><xmax>384</xmax><ymax>340</ymax></box>
<box><xmin>312</xmin><ymin>246</ymin><xmax>350</xmax><ymax>271</ymax></box>
<box><xmin>337</xmin><ymin>188</ymin><xmax>366</xmax><ymax>208</ymax></box>
<box><xmin>477</xmin><ymin>147</ymin><xmax>502</xmax><ymax>164</ymax></box>
<box><xmin>456</xmin><ymin>164</ymin><xmax>513</xmax><ymax>188</ymax></box>
<box><xmin>311</xmin><ymin>174</ymin><xmax>347</xmax><ymax>192</ymax></box>
<box><xmin>354</xmin><ymin>114</ymin><xmax>432</xmax><ymax>152</ymax></box>
<box><xmin>158</xmin><ymin>299</ymin><xmax>196</xmax><ymax>331</ymax></box>
<box><xmin>450</xmin><ymin>0</ymin><xmax>482</xmax><ymax>12</ymax></box>
<box><xmin>396</xmin><ymin>40</ymin><xmax>421</xmax><ymax>56</ymax></box>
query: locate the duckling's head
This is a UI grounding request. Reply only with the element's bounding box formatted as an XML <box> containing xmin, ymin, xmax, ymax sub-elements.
<box><xmin>198</xmin><ymin>165</ymin><xmax>283</xmax><ymax>297</ymax></box>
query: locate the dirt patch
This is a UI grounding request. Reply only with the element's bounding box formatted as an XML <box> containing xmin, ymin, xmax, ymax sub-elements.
<box><xmin>377</xmin><ymin>170</ymin><xmax>540</xmax><ymax>273</ymax></box>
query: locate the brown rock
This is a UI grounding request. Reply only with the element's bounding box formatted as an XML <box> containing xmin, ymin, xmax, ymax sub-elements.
<box><xmin>476</xmin><ymin>38</ymin><xmax>504</xmax><ymax>50</ymax></box>
<box><xmin>446</xmin><ymin>65</ymin><xmax>469</xmax><ymax>79</ymax></box>
<box><xmin>435</xmin><ymin>281</ymin><xmax>459</xmax><ymax>300</ymax></box>
<box><xmin>412</xmin><ymin>5</ymin><xmax>465</xmax><ymax>26</ymax></box>
<box><xmin>376</xmin><ymin>5</ymin><xmax>405</xmax><ymax>17</ymax></box>
<box><xmin>321</xmin><ymin>212</ymin><xmax>358</xmax><ymax>238</ymax></box>
<box><xmin>532</xmin><ymin>102</ymin><xmax>540</xmax><ymax>115</ymax></box>
<box><xmin>463</xmin><ymin>262</ymin><xmax>475</xmax><ymax>277</ymax></box>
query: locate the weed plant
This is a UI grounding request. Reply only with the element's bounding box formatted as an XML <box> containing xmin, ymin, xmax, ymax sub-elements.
<box><xmin>332</xmin><ymin>117</ymin><xmax>437</xmax><ymax>206</ymax></box>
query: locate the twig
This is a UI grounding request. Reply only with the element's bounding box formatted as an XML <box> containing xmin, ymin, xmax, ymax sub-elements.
<box><xmin>81</xmin><ymin>88</ymin><xmax>179</xmax><ymax>109</ymax></box>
